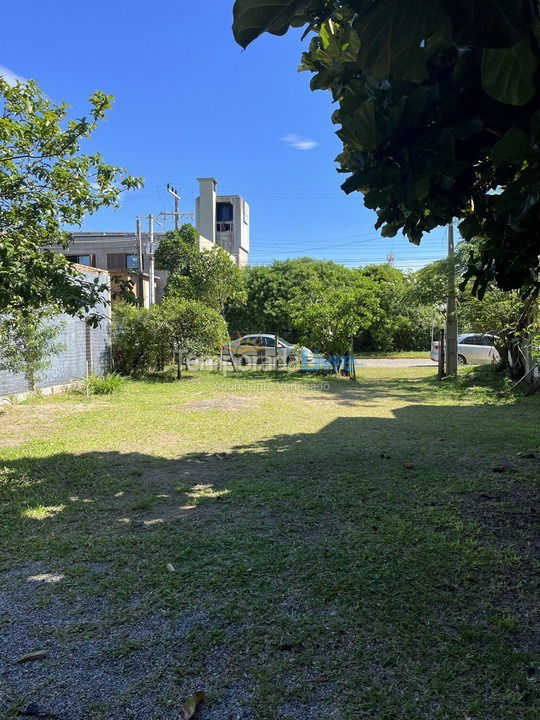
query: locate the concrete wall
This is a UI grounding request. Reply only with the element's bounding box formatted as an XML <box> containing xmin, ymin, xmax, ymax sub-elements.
<box><xmin>215</xmin><ymin>194</ymin><xmax>250</xmax><ymax>266</ymax></box>
<box><xmin>196</xmin><ymin>178</ymin><xmax>217</xmax><ymax>246</ymax></box>
<box><xmin>0</xmin><ymin>268</ymin><xmax>111</xmax><ymax>397</ymax></box>
<box><xmin>195</xmin><ymin>178</ymin><xmax>250</xmax><ymax>268</ymax></box>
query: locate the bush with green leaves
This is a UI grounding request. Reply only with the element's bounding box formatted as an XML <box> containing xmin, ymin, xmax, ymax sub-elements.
<box><xmin>112</xmin><ymin>304</ymin><xmax>163</xmax><ymax>377</ymax></box>
<box><xmin>112</xmin><ymin>299</ymin><xmax>227</xmax><ymax>377</ymax></box>
<box><xmin>228</xmin><ymin>258</ymin><xmax>352</xmax><ymax>340</ymax></box>
<box><xmin>227</xmin><ymin>258</ymin><xmax>433</xmax><ymax>352</ymax></box>
<box><xmin>84</xmin><ymin>372</ymin><xmax>124</xmax><ymax>395</ymax></box>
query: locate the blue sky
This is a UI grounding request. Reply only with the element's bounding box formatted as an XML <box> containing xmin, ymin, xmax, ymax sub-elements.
<box><xmin>2</xmin><ymin>0</ymin><xmax>447</xmax><ymax>270</ymax></box>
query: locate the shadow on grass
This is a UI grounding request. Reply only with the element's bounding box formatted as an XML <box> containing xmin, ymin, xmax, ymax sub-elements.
<box><xmin>1</xmin><ymin>393</ymin><xmax>538</xmax><ymax>719</ymax></box>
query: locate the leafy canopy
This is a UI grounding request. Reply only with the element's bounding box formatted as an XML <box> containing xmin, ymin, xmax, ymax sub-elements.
<box><xmin>0</xmin><ymin>79</ymin><xmax>140</xmax><ymax>322</ymax></box>
<box><xmin>232</xmin><ymin>0</ymin><xmax>540</xmax><ymax>295</ymax></box>
<box><xmin>156</xmin><ymin>225</ymin><xmax>246</xmax><ymax>314</ymax></box>
<box><xmin>154</xmin><ymin>224</ymin><xmax>199</xmax><ymax>274</ymax></box>
<box><xmin>228</xmin><ymin>257</ymin><xmax>353</xmax><ymax>337</ymax></box>
<box><xmin>291</xmin><ymin>274</ymin><xmax>380</xmax><ymax>366</ymax></box>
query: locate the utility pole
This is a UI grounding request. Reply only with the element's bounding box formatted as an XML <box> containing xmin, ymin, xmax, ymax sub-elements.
<box><xmin>162</xmin><ymin>185</ymin><xmax>194</xmax><ymax>230</ymax></box>
<box><xmin>446</xmin><ymin>220</ymin><xmax>458</xmax><ymax>376</ymax></box>
<box><xmin>167</xmin><ymin>184</ymin><xmax>181</xmax><ymax>231</ymax></box>
<box><xmin>136</xmin><ymin>218</ymin><xmax>144</xmax><ymax>307</ymax></box>
<box><xmin>148</xmin><ymin>214</ymin><xmax>155</xmax><ymax>306</ymax></box>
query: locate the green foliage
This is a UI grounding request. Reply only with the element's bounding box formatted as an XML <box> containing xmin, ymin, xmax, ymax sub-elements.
<box><xmin>155</xmin><ymin>225</ymin><xmax>198</xmax><ymax>273</ymax></box>
<box><xmin>0</xmin><ymin>311</ymin><xmax>65</xmax><ymax>390</ymax></box>
<box><xmin>228</xmin><ymin>258</ymin><xmax>432</xmax><ymax>352</ymax></box>
<box><xmin>410</xmin><ymin>248</ymin><xmax>528</xmax><ymax>336</ymax></box>
<box><xmin>228</xmin><ymin>258</ymin><xmax>353</xmax><ymax>338</ymax></box>
<box><xmin>112</xmin><ymin>299</ymin><xmax>227</xmax><ymax>377</ymax></box>
<box><xmin>355</xmin><ymin>263</ymin><xmax>433</xmax><ymax>352</ymax></box>
<box><xmin>173</xmin><ymin>246</ymin><xmax>246</xmax><ymax>314</ymax></box>
<box><xmin>292</xmin><ymin>277</ymin><xmax>380</xmax><ymax>370</ymax></box>
<box><xmin>232</xmin><ymin>0</ymin><xmax>311</xmax><ymax>48</ymax></box>
<box><xmin>156</xmin><ymin>225</ymin><xmax>245</xmax><ymax>314</ymax></box>
<box><xmin>112</xmin><ymin>304</ymin><xmax>163</xmax><ymax>377</ymax></box>
<box><xmin>84</xmin><ymin>372</ymin><xmax>124</xmax><ymax>395</ymax></box>
<box><xmin>358</xmin><ymin>264</ymin><xmax>435</xmax><ymax>352</ymax></box>
<box><xmin>157</xmin><ymin>297</ymin><xmax>228</xmax><ymax>360</ymax></box>
<box><xmin>0</xmin><ymin>78</ymin><xmax>141</xmax><ymax>323</ymax></box>
<box><xmin>232</xmin><ymin>0</ymin><xmax>540</xmax><ymax>295</ymax></box>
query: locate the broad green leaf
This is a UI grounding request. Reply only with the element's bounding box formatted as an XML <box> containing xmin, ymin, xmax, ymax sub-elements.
<box><xmin>412</xmin><ymin>174</ymin><xmax>431</xmax><ymax>201</ymax></box>
<box><xmin>355</xmin><ymin>0</ymin><xmax>449</xmax><ymax>82</ymax></box>
<box><xmin>449</xmin><ymin>0</ymin><xmax>524</xmax><ymax>48</ymax></box>
<box><xmin>337</xmin><ymin>98</ymin><xmax>380</xmax><ymax>152</ymax></box>
<box><xmin>232</xmin><ymin>0</ymin><xmax>311</xmax><ymax>49</ymax></box>
<box><xmin>481</xmin><ymin>41</ymin><xmax>537</xmax><ymax>106</ymax></box>
<box><xmin>492</xmin><ymin>128</ymin><xmax>530</xmax><ymax>165</ymax></box>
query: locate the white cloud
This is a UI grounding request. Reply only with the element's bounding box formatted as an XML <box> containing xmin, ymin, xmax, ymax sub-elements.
<box><xmin>0</xmin><ymin>65</ymin><xmax>27</xmax><ymax>86</ymax></box>
<box><xmin>281</xmin><ymin>133</ymin><xmax>318</xmax><ymax>151</ymax></box>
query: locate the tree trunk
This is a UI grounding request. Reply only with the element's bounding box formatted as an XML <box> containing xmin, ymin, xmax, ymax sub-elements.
<box><xmin>177</xmin><ymin>350</ymin><xmax>182</xmax><ymax>380</ymax></box>
<box><xmin>328</xmin><ymin>354</ymin><xmax>342</xmax><ymax>374</ymax></box>
<box><xmin>495</xmin><ymin>289</ymin><xmax>538</xmax><ymax>380</ymax></box>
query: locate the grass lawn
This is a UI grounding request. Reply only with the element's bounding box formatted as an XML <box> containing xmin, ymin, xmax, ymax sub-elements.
<box><xmin>356</xmin><ymin>351</ymin><xmax>431</xmax><ymax>358</ymax></box>
<box><xmin>0</xmin><ymin>366</ymin><xmax>538</xmax><ymax>719</ymax></box>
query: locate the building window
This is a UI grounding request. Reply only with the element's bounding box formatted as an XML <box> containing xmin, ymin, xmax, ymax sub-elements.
<box><xmin>65</xmin><ymin>254</ymin><xmax>93</xmax><ymax>266</ymax></box>
<box><xmin>217</xmin><ymin>202</ymin><xmax>233</xmax><ymax>222</ymax></box>
<box><xmin>107</xmin><ymin>253</ymin><xmax>139</xmax><ymax>270</ymax></box>
<box><xmin>107</xmin><ymin>253</ymin><xmax>126</xmax><ymax>270</ymax></box>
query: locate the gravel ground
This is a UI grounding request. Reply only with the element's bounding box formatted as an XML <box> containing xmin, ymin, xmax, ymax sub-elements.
<box><xmin>0</xmin><ymin>564</ymin><xmax>251</xmax><ymax>720</ymax></box>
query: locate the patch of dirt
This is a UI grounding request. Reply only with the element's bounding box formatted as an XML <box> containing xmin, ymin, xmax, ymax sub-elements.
<box><xmin>0</xmin><ymin>402</ymin><xmax>106</xmax><ymax>449</ymax></box>
<box><xmin>455</xmin><ymin>481</ymin><xmax>540</xmax><ymax>654</ymax></box>
<box><xmin>184</xmin><ymin>394</ymin><xmax>258</xmax><ymax>412</ymax></box>
<box><xmin>0</xmin><ymin>565</ymin><xmax>211</xmax><ymax>720</ymax></box>
<box><xmin>457</xmin><ymin>482</ymin><xmax>539</xmax><ymax>554</ymax></box>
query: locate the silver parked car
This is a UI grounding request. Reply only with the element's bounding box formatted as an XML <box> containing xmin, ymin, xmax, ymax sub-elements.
<box><xmin>223</xmin><ymin>334</ymin><xmax>314</xmax><ymax>367</ymax></box>
<box><xmin>431</xmin><ymin>333</ymin><xmax>500</xmax><ymax>365</ymax></box>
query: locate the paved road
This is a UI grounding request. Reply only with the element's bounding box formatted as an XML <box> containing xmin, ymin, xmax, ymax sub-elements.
<box><xmin>356</xmin><ymin>358</ymin><xmax>434</xmax><ymax>368</ymax></box>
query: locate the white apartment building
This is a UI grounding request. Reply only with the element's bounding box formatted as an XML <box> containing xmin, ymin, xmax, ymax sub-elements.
<box><xmin>196</xmin><ymin>177</ymin><xmax>250</xmax><ymax>267</ymax></box>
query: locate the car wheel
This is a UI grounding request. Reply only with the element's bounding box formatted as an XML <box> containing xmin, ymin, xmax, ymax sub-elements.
<box><xmin>286</xmin><ymin>355</ymin><xmax>298</xmax><ymax>368</ymax></box>
<box><xmin>458</xmin><ymin>354</ymin><xmax>467</xmax><ymax>365</ymax></box>
<box><xmin>235</xmin><ymin>354</ymin><xmax>248</xmax><ymax>367</ymax></box>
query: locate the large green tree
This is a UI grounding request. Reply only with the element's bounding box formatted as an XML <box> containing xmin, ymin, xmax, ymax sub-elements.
<box><xmin>154</xmin><ymin>224</ymin><xmax>199</xmax><ymax>274</ymax></box>
<box><xmin>228</xmin><ymin>257</ymin><xmax>353</xmax><ymax>338</ymax></box>
<box><xmin>292</xmin><ymin>276</ymin><xmax>380</xmax><ymax>372</ymax></box>
<box><xmin>0</xmin><ymin>79</ymin><xmax>140</xmax><ymax>323</ymax></box>
<box><xmin>357</xmin><ymin>264</ymin><xmax>434</xmax><ymax>351</ymax></box>
<box><xmin>155</xmin><ymin>225</ymin><xmax>245</xmax><ymax>315</ymax></box>
<box><xmin>232</xmin><ymin>1</ymin><xmax>540</xmax><ymax>297</ymax></box>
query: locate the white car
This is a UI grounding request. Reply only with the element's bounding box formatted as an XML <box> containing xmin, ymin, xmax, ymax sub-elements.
<box><xmin>431</xmin><ymin>333</ymin><xmax>500</xmax><ymax>365</ymax></box>
<box><xmin>223</xmin><ymin>334</ymin><xmax>314</xmax><ymax>367</ymax></box>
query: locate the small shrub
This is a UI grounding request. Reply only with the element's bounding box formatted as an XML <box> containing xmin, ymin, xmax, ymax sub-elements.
<box><xmin>112</xmin><ymin>300</ymin><xmax>227</xmax><ymax>378</ymax></box>
<box><xmin>84</xmin><ymin>372</ymin><xmax>124</xmax><ymax>395</ymax></box>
